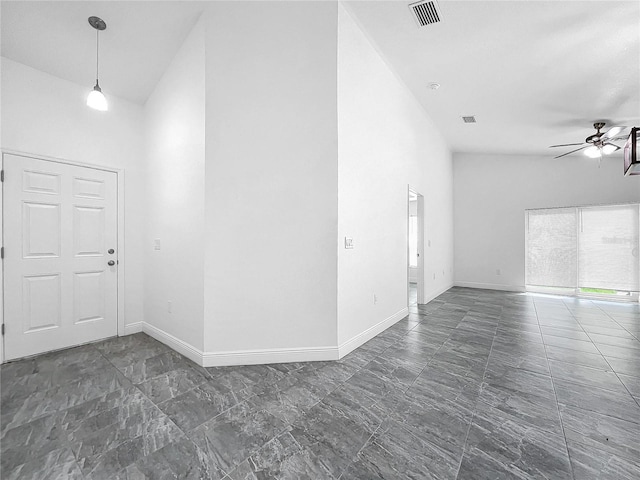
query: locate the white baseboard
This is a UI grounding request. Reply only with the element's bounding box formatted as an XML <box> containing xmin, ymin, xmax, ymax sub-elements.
<box><xmin>123</xmin><ymin>306</ymin><xmax>419</xmax><ymax>368</ymax></box>
<box><xmin>201</xmin><ymin>345</ymin><xmax>338</xmax><ymax>367</ymax></box>
<box><xmin>141</xmin><ymin>322</ymin><xmax>203</xmax><ymax>366</ymax></box>
<box><xmin>123</xmin><ymin>322</ymin><xmax>143</xmax><ymax>335</ymax></box>
<box><xmin>454</xmin><ymin>281</ymin><xmax>525</xmax><ymax>292</ymax></box>
<box><xmin>423</xmin><ymin>283</ymin><xmax>454</xmax><ymax>304</ymax></box>
<box><xmin>338</xmin><ymin>307</ymin><xmax>409</xmax><ymax>358</ymax></box>
<box><xmin>121</xmin><ymin>321</ymin><xmax>338</xmax><ymax>367</ymax></box>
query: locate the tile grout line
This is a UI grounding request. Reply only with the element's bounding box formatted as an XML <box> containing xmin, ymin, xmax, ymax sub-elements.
<box><xmin>403</xmin><ymin>299</ymin><xmax>478</xmax><ymax>475</ymax></box>
<box><xmin>66</xmin><ymin>343</ymin><xmax>115</xmax><ymax>480</ymax></box>
<box><xmin>591</xmin><ymin>300</ymin><xmax>640</xmax><ymax>342</ymax></box>
<box><xmin>174</xmin><ymin>366</ymin><xmax>313</xmax><ymax>478</ymax></box>
<box><xmin>324</xmin><ymin>306</ymin><xmax>447</xmax><ymax>478</ymax></box>
<box><xmin>92</xmin><ymin>339</ymin><xmax>212</xmax><ymax>477</ymax></box>
<box><xmin>564</xmin><ymin>300</ymin><xmax>640</xmax><ymax>410</ymax></box>
<box><xmin>224</xmin><ymin>332</ymin><xmax>408</xmax><ymax>479</ymax></box>
<box><xmin>340</xmin><ymin>301</ymin><xmax>463</xmax><ymax>477</ymax></box>
<box><xmin>452</xmin><ymin>300</ymin><xmax>501</xmax><ymax>480</ymax></box>
<box><xmin>535</xmin><ymin>298</ymin><xmax>576</xmax><ymax>480</ymax></box>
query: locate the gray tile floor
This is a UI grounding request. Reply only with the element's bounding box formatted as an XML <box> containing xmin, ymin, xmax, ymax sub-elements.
<box><xmin>2</xmin><ymin>287</ymin><xmax>640</xmax><ymax>479</ymax></box>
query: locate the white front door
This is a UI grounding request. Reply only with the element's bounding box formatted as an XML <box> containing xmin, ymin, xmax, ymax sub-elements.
<box><xmin>3</xmin><ymin>154</ymin><xmax>118</xmax><ymax>360</ymax></box>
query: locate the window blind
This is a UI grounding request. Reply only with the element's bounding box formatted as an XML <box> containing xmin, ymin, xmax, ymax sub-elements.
<box><xmin>526</xmin><ymin>208</ymin><xmax>577</xmax><ymax>288</ymax></box>
<box><xmin>578</xmin><ymin>204</ymin><xmax>639</xmax><ymax>292</ymax></box>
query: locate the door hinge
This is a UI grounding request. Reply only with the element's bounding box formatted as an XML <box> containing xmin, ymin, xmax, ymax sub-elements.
<box><xmin>0</xmin><ymin>246</ymin><xmax>3</xmax><ymax>259</ymax></box>
<box><xmin>1</xmin><ymin>324</ymin><xmax>4</xmax><ymax>336</ymax></box>
<box><xmin>0</xmin><ymin>170</ymin><xmax>4</xmax><ymax>182</ymax></box>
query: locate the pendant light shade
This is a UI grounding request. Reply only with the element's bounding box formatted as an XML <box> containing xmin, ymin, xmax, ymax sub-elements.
<box><xmin>584</xmin><ymin>143</ymin><xmax>621</xmax><ymax>159</ymax></box>
<box><xmin>87</xmin><ymin>82</ymin><xmax>108</xmax><ymax>111</ymax></box>
<box><xmin>601</xmin><ymin>143</ymin><xmax>619</xmax><ymax>155</ymax></box>
<box><xmin>584</xmin><ymin>146</ymin><xmax>601</xmax><ymax>158</ymax></box>
<box><xmin>87</xmin><ymin>16</ymin><xmax>108</xmax><ymax>111</ymax></box>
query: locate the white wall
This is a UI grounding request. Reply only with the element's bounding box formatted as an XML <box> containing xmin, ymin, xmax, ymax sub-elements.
<box><xmin>144</xmin><ymin>19</ymin><xmax>205</xmax><ymax>350</ymax></box>
<box><xmin>454</xmin><ymin>153</ymin><xmax>640</xmax><ymax>290</ymax></box>
<box><xmin>1</xmin><ymin>2</ymin><xmax>458</xmax><ymax>365</ymax></box>
<box><xmin>337</xmin><ymin>4</ymin><xmax>454</xmax><ymax>348</ymax></box>
<box><xmin>202</xmin><ymin>2</ymin><xmax>339</xmax><ymax>356</ymax></box>
<box><xmin>1</xmin><ymin>57</ymin><xmax>146</xmax><ymax>329</ymax></box>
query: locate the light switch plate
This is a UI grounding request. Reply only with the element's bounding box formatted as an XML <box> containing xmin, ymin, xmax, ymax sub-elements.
<box><xmin>345</xmin><ymin>237</ymin><xmax>354</xmax><ymax>249</ymax></box>
<box><xmin>154</xmin><ymin>239</ymin><xmax>161</xmax><ymax>251</ymax></box>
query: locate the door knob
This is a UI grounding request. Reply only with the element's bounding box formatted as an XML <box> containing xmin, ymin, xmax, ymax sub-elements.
<box><xmin>108</xmin><ymin>248</ymin><xmax>115</xmax><ymax>254</ymax></box>
<box><xmin>108</xmin><ymin>260</ymin><xmax>115</xmax><ymax>266</ymax></box>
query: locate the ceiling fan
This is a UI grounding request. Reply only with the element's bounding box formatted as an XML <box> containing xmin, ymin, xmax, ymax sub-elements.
<box><xmin>549</xmin><ymin>122</ymin><xmax>627</xmax><ymax>159</ymax></box>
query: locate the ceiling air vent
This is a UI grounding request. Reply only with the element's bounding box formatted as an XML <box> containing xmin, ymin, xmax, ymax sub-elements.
<box><xmin>462</xmin><ymin>116</ymin><xmax>476</xmax><ymax>124</ymax></box>
<box><xmin>409</xmin><ymin>1</ymin><xmax>442</xmax><ymax>27</ymax></box>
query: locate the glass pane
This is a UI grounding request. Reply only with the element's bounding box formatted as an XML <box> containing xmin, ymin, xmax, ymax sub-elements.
<box><xmin>578</xmin><ymin>205</ymin><xmax>639</xmax><ymax>292</ymax></box>
<box><xmin>526</xmin><ymin>208</ymin><xmax>577</xmax><ymax>288</ymax></box>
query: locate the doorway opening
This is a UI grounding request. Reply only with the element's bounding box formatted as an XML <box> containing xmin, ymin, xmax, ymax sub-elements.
<box><xmin>408</xmin><ymin>187</ymin><xmax>425</xmax><ymax>306</ymax></box>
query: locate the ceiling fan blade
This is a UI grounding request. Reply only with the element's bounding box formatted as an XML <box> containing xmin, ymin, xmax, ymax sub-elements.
<box><xmin>602</xmin><ymin>126</ymin><xmax>626</xmax><ymax>140</ymax></box>
<box><xmin>602</xmin><ymin>142</ymin><xmax>621</xmax><ymax>155</ymax></box>
<box><xmin>554</xmin><ymin>145</ymin><xmax>589</xmax><ymax>159</ymax></box>
<box><xmin>549</xmin><ymin>142</ymin><xmax>586</xmax><ymax>148</ymax></box>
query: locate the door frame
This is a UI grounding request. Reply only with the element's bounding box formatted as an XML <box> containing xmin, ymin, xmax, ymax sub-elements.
<box><xmin>408</xmin><ymin>186</ymin><xmax>425</xmax><ymax>305</ymax></box>
<box><xmin>1</xmin><ymin>149</ymin><xmax>126</xmax><ymax>363</ymax></box>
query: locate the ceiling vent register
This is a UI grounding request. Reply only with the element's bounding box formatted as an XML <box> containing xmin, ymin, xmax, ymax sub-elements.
<box><xmin>409</xmin><ymin>1</ymin><xmax>442</xmax><ymax>27</ymax></box>
<box><xmin>462</xmin><ymin>116</ymin><xmax>476</xmax><ymax>124</ymax></box>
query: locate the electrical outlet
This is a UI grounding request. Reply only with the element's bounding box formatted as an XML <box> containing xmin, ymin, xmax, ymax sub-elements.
<box><xmin>373</xmin><ymin>294</ymin><xmax>377</xmax><ymax>304</ymax></box>
<box><xmin>433</xmin><ymin>273</ymin><xmax>436</xmax><ymax>280</ymax></box>
<box><xmin>154</xmin><ymin>239</ymin><xmax>161</xmax><ymax>251</ymax></box>
<box><xmin>496</xmin><ymin>269</ymin><xmax>501</xmax><ymax>276</ymax></box>
<box><xmin>167</xmin><ymin>301</ymin><xmax>172</xmax><ymax>313</ymax></box>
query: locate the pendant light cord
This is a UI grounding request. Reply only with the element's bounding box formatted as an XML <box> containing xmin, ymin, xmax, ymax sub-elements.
<box><xmin>96</xmin><ymin>28</ymin><xmax>99</xmax><ymax>83</ymax></box>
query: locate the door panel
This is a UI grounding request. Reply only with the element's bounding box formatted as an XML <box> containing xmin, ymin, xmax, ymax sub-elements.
<box><xmin>73</xmin><ymin>271</ymin><xmax>105</xmax><ymax>323</ymax></box>
<box><xmin>23</xmin><ymin>201</ymin><xmax>62</xmax><ymax>257</ymax></box>
<box><xmin>73</xmin><ymin>177</ymin><xmax>105</xmax><ymax>199</ymax></box>
<box><xmin>23</xmin><ymin>274</ymin><xmax>61</xmax><ymax>332</ymax></box>
<box><xmin>4</xmin><ymin>154</ymin><xmax>118</xmax><ymax>360</ymax></box>
<box><xmin>73</xmin><ymin>206</ymin><xmax>105</xmax><ymax>256</ymax></box>
<box><xmin>22</xmin><ymin>170</ymin><xmax>61</xmax><ymax>195</ymax></box>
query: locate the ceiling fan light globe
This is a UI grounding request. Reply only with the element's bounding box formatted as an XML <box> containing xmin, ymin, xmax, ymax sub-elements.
<box><xmin>601</xmin><ymin>143</ymin><xmax>619</xmax><ymax>155</ymax></box>
<box><xmin>584</xmin><ymin>146</ymin><xmax>601</xmax><ymax>158</ymax></box>
<box><xmin>87</xmin><ymin>88</ymin><xmax>108</xmax><ymax>111</ymax></box>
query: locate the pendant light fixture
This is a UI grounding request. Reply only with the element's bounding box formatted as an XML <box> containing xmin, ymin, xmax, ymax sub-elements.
<box><xmin>87</xmin><ymin>16</ymin><xmax>108</xmax><ymax>111</ymax></box>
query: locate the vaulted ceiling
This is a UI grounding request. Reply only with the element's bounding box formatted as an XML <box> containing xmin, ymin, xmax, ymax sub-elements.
<box><xmin>344</xmin><ymin>1</ymin><xmax>640</xmax><ymax>156</ymax></box>
<box><xmin>1</xmin><ymin>1</ymin><xmax>203</xmax><ymax>105</ymax></box>
<box><xmin>2</xmin><ymin>1</ymin><xmax>638</xmax><ymax>156</ymax></box>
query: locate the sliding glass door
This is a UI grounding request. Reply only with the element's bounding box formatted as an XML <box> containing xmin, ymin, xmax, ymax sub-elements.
<box><xmin>526</xmin><ymin>204</ymin><xmax>640</xmax><ymax>300</ymax></box>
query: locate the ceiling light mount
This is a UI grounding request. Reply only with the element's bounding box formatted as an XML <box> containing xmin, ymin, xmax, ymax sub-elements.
<box><xmin>88</xmin><ymin>16</ymin><xmax>107</xmax><ymax>31</ymax></box>
<box><xmin>585</xmin><ymin>122</ymin><xmax>606</xmax><ymax>144</ymax></box>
